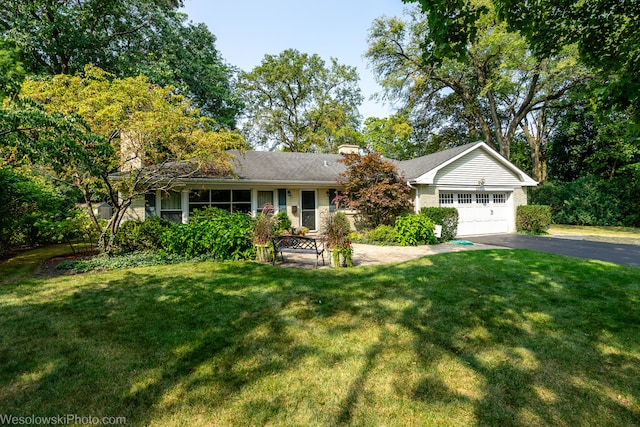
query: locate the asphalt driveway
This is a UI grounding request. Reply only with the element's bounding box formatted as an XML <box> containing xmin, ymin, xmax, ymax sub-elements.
<box><xmin>469</xmin><ymin>234</ymin><xmax>640</xmax><ymax>267</ymax></box>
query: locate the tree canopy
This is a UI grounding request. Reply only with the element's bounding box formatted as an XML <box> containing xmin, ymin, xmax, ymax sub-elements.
<box><xmin>366</xmin><ymin>4</ymin><xmax>593</xmax><ymax>181</ymax></box>
<box><xmin>404</xmin><ymin>0</ymin><xmax>639</xmax><ymax>118</ymax></box>
<box><xmin>1</xmin><ymin>0</ymin><xmax>241</xmax><ymax>126</ymax></box>
<box><xmin>238</xmin><ymin>49</ymin><xmax>363</xmax><ymax>152</ymax></box>
<box><xmin>4</xmin><ymin>66</ymin><xmax>245</xmax><ymax>251</ymax></box>
<box><xmin>362</xmin><ymin>114</ymin><xmax>422</xmax><ymax>160</ymax></box>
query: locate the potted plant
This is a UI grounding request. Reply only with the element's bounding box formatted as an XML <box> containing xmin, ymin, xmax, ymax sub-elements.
<box><xmin>253</xmin><ymin>203</ymin><xmax>275</xmax><ymax>262</ymax></box>
<box><xmin>321</xmin><ymin>212</ymin><xmax>353</xmax><ymax>267</ymax></box>
<box><xmin>293</xmin><ymin>226</ymin><xmax>308</xmax><ymax>236</ymax></box>
<box><xmin>334</xmin><ymin>241</ymin><xmax>353</xmax><ymax>268</ymax></box>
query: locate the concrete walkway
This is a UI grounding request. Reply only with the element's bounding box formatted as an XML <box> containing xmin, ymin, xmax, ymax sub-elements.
<box><xmin>273</xmin><ymin>241</ymin><xmax>501</xmax><ymax>269</ymax></box>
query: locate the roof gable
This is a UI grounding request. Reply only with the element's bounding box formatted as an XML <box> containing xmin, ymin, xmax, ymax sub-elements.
<box><xmin>396</xmin><ymin>142</ymin><xmax>483</xmax><ymax>180</ymax></box>
<box><xmin>402</xmin><ymin>142</ymin><xmax>537</xmax><ymax>186</ymax></box>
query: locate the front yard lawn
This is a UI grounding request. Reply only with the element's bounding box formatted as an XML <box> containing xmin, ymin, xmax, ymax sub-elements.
<box><xmin>548</xmin><ymin>224</ymin><xmax>640</xmax><ymax>245</ymax></box>
<box><xmin>1</xmin><ymin>249</ymin><xmax>638</xmax><ymax>426</ymax></box>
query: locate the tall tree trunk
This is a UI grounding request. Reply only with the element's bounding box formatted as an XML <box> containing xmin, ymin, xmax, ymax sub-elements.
<box><xmin>521</xmin><ymin>108</ymin><xmax>548</xmax><ymax>182</ymax></box>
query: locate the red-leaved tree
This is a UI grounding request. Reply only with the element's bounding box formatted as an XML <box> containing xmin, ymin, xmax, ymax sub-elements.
<box><xmin>337</xmin><ymin>152</ymin><xmax>413</xmax><ymax>227</ymax></box>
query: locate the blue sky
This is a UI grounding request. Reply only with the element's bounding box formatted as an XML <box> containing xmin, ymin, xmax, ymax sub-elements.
<box><xmin>179</xmin><ymin>0</ymin><xmax>409</xmax><ymax>119</ymax></box>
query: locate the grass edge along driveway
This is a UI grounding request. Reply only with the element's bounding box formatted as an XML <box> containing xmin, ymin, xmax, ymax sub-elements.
<box><xmin>0</xmin><ymin>249</ymin><xmax>639</xmax><ymax>426</ymax></box>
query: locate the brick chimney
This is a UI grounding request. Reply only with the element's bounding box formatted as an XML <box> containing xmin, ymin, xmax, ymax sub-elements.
<box><xmin>120</xmin><ymin>131</ymin><xmax>144</xmax><ymax>171</ymax></box>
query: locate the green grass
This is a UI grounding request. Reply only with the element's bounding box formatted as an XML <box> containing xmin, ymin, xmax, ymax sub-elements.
<box><xmin>1</xmin><ymin>249</ymin><xmax>639</xmax><ymax>426</ymax></box>
<box><xmin>548</xmin><ymin>224</ymin><xmax>640</xmax><ymax>245</ymax></box>
<box><xmin>0</xmin><ymin>244</ymin><xmax>79</xmax><ymax>285</ymax></box>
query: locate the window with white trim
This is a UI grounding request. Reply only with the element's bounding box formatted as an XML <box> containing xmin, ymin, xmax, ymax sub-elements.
<box><xmin>257</xmin><ymin>191</ymin><xmax>274</xmax><ymax>213</ymax></box>
<box><xmin>145</xmin><ymin>192</ymin><xmax>157</xmax><ymax>218</ymax></box>
<box><xmin>458</xmin><ymin>193</ymin><xmax>472</xmax><ymax>204</ymax></box>
<box><xmin>160</xmin><ymin>191</ymin><xmax>182</xmax><ymax>223</ymax></box>
<box><xmin>493</xmin><ymin>193</ymin><xmax>506</xmax><ymax>204</ymax></box>
<box><xmin>439</xmin><ymin>193</ymin><xmax>454</xmax><ymax>205</ymax></box>
<box><xmin>189</xmin><ymin>189</ymin><xmax>251</xmax><ymax>214</ymax></box>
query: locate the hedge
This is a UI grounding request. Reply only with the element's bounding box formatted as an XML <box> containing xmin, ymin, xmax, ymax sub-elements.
<box><xmin>516</xmin><ymin>205</ymin><xmax>552</xmax><ymax>234</ymax></box>
<box><xmin>529</xmin><ymin>174</ymin><xmax>640</xmax><ymax>227</ymax></box>
<box><xmin>419</xmin><ymin>207</ymin><xmax>459</xmax><ymax>241</ymax></box>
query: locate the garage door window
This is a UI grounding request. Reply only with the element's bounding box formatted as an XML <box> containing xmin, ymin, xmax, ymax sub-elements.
<box><xmin>493</xmin><ymin>193</ymin><xmax>506</xmax><ymax>204</ymax></box>
<box><xmin>458</xmin><ymin>193</ymin><xmax>472</xmax><ymax>204</ymax></box>
<box><xmin>439</xmin><ymin>193</ymin><xmax>454</xmax><ymax>205</ymax></box>
<box><xmin>477</xmin><ymin>193</ymin><xmax>489</xmax><ymax>205</ymax></box>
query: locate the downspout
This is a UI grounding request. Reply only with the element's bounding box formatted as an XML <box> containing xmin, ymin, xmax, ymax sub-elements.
<box><xmin>407</xmin><ymin>181</ymin><xmax>419</xmax><ymax>214</ymax></box>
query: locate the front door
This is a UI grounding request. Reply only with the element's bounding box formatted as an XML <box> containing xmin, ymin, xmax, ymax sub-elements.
<box><xmin>301</xmin><ymin>191</ymin><xmax>316</xmax><ymax>230</ymax></box>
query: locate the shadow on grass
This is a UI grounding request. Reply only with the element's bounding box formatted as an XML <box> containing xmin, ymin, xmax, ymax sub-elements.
<box><xmin>0</xmin><ymin>250</ymin><xmax>639</xmax><ymax>425</ymax></box>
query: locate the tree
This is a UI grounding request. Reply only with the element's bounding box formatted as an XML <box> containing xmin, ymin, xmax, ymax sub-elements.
<box><xmin>362</xmin><ymin>114</ymin><xmax>424</xmax><ymax>160</ymax></box>
<box><xmin>337</xmin><ymin>152</ymin><xmax>413</xmax><ymax>227</ymax></box>
<box><xmin>366</xmin><ymin>4</ymin><xmax>592</xmax><ymax>181</ymax></box>
<box><xmin>0</xmin><ymin>0</ymin><xmax>241</xmax><ymax>126</ymax></box>
<box><xmin>547</xmin><ymin>100</ymin><xmax>639</xmax><ymax>181</ymax></box>
<box><xmin>238</xmin><ymin>49</ymin><xmax>363</xmax><ymax>152</ymax></box>
<box><xmin>0</xmin><ymin>37</ymin><xmax>25</xmax><ymax>101</ymax></box>
<box><xmin>405</xmin><ymin>0</ymin><xmax>639</xmax><ymax>121</ymax></box>
<box><xmin>7</xmin><ymin>65</ymin><xmax>244</xmax><ymax>251</ymax></box>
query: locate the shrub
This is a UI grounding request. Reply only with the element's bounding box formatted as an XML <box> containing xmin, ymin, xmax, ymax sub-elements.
<box><xmin>529</xmin><ymin>174</ymin><xmax>640</xmax><ymax>227</ymax></box>
<box><xmin>419</xmin><ymin>207</ymin><xmax>459</xmax><ymax>241</ymax></box>
<box><xmin>274</xmin><ymin>210</ymin><xmax>292</xmax><ymax>234</ymax></box>
<box><xmin>394</xmin><ymin>214</ymin><xmax>436</xmax><ymax>246</ymax></box>
<box><xmin>113</xmin><ymin>216</ymin><xmax>174</xmax><ymax>253</ymax></box>
<box><xmin>338</xmin><ymin>152</ymin><xmax>413</xmax><ymax>227</ymax></box>
<box><xmin>516</xmin><ymin>205</ymin><xmax>552</xmax><ymax>234</ymax></box>
<box><xmin>0</xmin><ymin>166</ymin><xmax>77</xmax><ymax>251</ymax></box>
<box><xmin>366</xmin><ymin>225</ymin><xmax>398</xmax><ymax>244</ymax></box>
<box><xmin>35</xmin><ymin>208</ymin><xmax>100</xmax><ymax>251</ymax></box>
<box><xmin>162</xmin><ymin>207</ymin><xmax>255</xmax><ymax>260</ymax></box>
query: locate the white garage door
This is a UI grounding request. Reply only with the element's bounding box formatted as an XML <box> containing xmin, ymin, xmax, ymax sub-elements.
<box><xmin>439</xmin><ymin>192</ymin><xmax>511</xmax><ymax>236</ymax></box>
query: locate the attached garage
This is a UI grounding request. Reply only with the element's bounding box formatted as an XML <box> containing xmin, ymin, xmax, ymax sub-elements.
<box><xmin>401</xmin><ymin>142</ymin><xmax>538</xmax><ymax>237</ymax></box>
<box><xmin>439</xmin><ymin>191</ymin><xmax>511</xmax><ymax>236</ymax></box>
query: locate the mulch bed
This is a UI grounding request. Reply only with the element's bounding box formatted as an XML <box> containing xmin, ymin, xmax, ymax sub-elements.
<box><xmin>35</xmin><ymin>249</ymin><xmax>99</xmax><ymax>278</ymax></box>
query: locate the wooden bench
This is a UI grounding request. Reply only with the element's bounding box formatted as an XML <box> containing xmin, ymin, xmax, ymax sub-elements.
<box><xmin>271</xmin><ymin>235</ymin><xmax>325</xmax><ymax>268</ymax></box>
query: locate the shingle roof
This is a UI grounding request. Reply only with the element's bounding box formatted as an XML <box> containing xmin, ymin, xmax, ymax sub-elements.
<box><xmin>127</xmin><ymin>142</ymin><xmax>490</xmax><ymax>183</ymax></box>
<box><xmin>227</xmin><ymin>150</ymin><xmax>346</xmax><ymax>183</ymax></box>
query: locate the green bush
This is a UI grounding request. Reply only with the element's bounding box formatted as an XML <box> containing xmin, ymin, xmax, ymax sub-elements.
<box><xmin>274</xmin><ymin>211</ymin><xmax>292</xmax><ymax>234</ymax></box>
<box><xmin>0</xmin><ymin>166</ymin><xmax>77</xmax><ymax>251</ymax></box>
<box><xmin>394</xmin><ymin>214</ymin><xmax>436</xmax><ymax>246</ymax></box>
<box><xmin>162</xmin><ymin>207</ymin><xmax>255</xmax><ymax>260</ymax></box>
<box><xmin>419</xmin><ymin>207</ymin><xmax>459</xmax><ymax>241</ymax></box>
<box><xmin>530</xmin><ymin>174</ymin><xmax>640</xmax><ymax>227</ymax></box>
<box><xmin>34</xmin><ymin>208</ymin><xmax>100</xmax><ymax>252</ymax></box>
<box><xmin>114</xmin><ymin>216</ymin><xmax>174</xmax><ymax>253</ymax></box>
<box><xmin>366</xmin><ymin>224</ymin><xmax>398</xmax><ymax>244</ymax></box>
<box><xmin>516</xmin><ymin>205</ymin><xmax>552</xmax><ymax>234</ymax></box>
